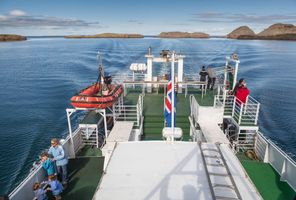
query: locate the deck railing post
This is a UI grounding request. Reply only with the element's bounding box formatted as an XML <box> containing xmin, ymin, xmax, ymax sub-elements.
<box><xmin>112</xmin><ymin>104</ymin><xmax>116</xmax><ymax>124</ymax></box>
<box><xmin>136</xmin><ymin>99</ymin><xmax>140</xmax><ymax>126</ymax></box>
<box><xmin>255</xmin><ymin>103</ymin><xmax>260</xmax><ymax>125</ymax></box>
<box><xmin>103</xmin><ymin>109</ymin><xmax>108</xmax><ymax>140</ymax></box>
<box><xmin>133</xmin><ymin>71</ymin><xmax>135</xmax><ymax>89</ymax></box>
<box><xmin>280</xmin><ymin>158</ymin><xmax>287</xmax><ymax>181</ymax></box>
<box><xmin>123</xmin><ymin>83</ymin><xmax>126</xmax><ymax>96</ymax></box>
<box><xmin>239</xmin><ymin>104</ymin><xmax>243</xmax><ymax>124</ymax></box>
<box><xmin>96</xmin><ymin>128</ymin><xmax>99</xmax><ymax>148</ymax></box>
<box><xmin>66</xmin><ymin>109</ymin><xmax>76</xmax><ymax>158</ymax></box>
<box><xmin>232</xmin><ymin>97</ymin><xmax>236</xmax><ymax>117</ymax></box>
<box><xmin>244</xmin><ymin>96</ymin><xmax>249</xmax><ymax>114</ymax></box>
<box><xmin>263</xmin><ymin>142</ymin><xmax>270</xmax><ymax>163</ymax></box>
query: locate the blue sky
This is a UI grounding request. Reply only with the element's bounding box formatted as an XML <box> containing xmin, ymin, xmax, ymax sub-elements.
<box><xmin>0</xmin><ymin>0</ymin><xmax>296</xmax><ymax>36</ymax></box>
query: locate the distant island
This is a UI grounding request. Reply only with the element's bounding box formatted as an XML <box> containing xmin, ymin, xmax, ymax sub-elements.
<box><xmin>227</xmin><ymin>23</ymin><xmax>296</xmax><ymax>40</ymax></box>
<box><xmin>65</xmin><ymin>33</ymin><xmax>144</xmax><ymax>38</ymax></box>
<box><xmin>157</xmin><ymin>32</ymin><xmax>209</xmax><ymax>38</ymax></box>
<box><xmin>0</xmin><ymin>34</ymin><xmax>27</xmax><ymax>42</ymax></box>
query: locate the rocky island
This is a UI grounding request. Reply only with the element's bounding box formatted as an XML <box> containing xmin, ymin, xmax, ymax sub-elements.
<box><xmin>257</xmin><ymin>23</ymin><xmax>296</xmax><ymax>40</ymax></box>
<box><xmin>0</xmin><ymin>34</ymin><xmax>27</xmax><ymax>42</ymax></box>
<box><xmin>157</xmin><ymin>32</ymin><xmax>209</xmax><ymax>38</ymax></box>
<box><xmin>227</xmin><ymin>23</ymin><xmax>296</xmax><ymax>40</ymax></box>
<box><xmin>227</xmin><ymin>26</ymin><xmax>256</xmax><ymax>39</ymax></box>
<box><xmin>65</xmin><ymin>33</ymin><xmax>144</xmax><ymax>38</ymax></box>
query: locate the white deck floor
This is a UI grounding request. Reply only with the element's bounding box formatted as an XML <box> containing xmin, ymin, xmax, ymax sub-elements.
<box><xmin>94</xmin><ymin>141</ymin><xmax>261</xmax><ymax>200</ymax></box>
<box><xmin>198</xmin><ymin>106</ymin><xmax>230</xmax><ymax>144</ymax></box>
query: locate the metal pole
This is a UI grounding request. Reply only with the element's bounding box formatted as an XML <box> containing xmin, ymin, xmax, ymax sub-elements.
<box><xmin>103</xmin><ymin>109</ymin><xmax>108</xmax><ymax>140</ymax></box>
<box><xmin>133</xmin><ymin>71</ymin><xmax>135</xmax><ymax>89</ymax></box>
<box><xmin>112</xmin><ymin>104</ymin><xmax>116</xmax><ymax>125</ymax></box>
<box><xmin>255</xmin><ymin>103</ymin><xmax>260</xmax><ymax>125</ymax></box>
<box><xmin>233</xmin><ymin>60</ymin><xmax>240</xmax><ymax>90</ymax></box>
<box><xmin>66</xmin><ymin>109</ymin><xmax>76</xmax><ymax>158</ymax></box>
<box><xmin>171</xmin><ymin>51</ymin><xmax>175</xmax><ymax>142</ymax></box>
<box><xmin>223</xmin><ymin>58</ymin><xmax>229</xmax><ymax>106</ymax></box>
<box><xmin>96</xmin><ymin>127</ymin><xmax>99</xmax><ymax>148</ymax></box>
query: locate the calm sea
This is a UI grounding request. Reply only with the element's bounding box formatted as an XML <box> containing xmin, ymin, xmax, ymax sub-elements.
<box><xmin>0</xmin><ymin>37</ymin><xmax>296</xmax><ymax>195</ymax></box>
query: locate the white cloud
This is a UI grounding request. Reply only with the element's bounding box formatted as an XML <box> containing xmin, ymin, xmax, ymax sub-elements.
<box><xmin>9</xmin><ymin>9</ymin><xmax>27</xmax><ymax>17</ymax></box>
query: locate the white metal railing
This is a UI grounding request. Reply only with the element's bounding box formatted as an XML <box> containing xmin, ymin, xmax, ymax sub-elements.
<box><xmin>113</xmin><ymin>94</ymin><xmax>143</xmax><ymax>127</ymax></box>
<box><xmin>190</xmin><ymin>95</ymin><xmax>200</xmax><ymax>123</ymax></box>
<box><xmin>255</xmin><ymin>131</ymin><xmax>296</xmax><ymax>191</ymax></box>
<box><xmin>188</xmin><ymin>116</ymin><xmax>203</xmax><ymax>142</ymax></box>
<box><xmin>9</xmin><ymin>129</ymin><xmax>83</xmax><ymax>200</ymax></box>
<box><xmin>112</xmin><ymin>72</ymin><xmax>146</xmax><ymax>84</ymax></box>
<box><xmin>218</xmin><ymin>95</ymin><xmax>260</xmax><ymax>126</ymax></box>
<box><xmin>214</xmin><ymin>94</ymin><xmax>224</xmax><ymax>107</ymax></box>
<box><xmin>184</xmin><ymin>73</ymin><xmax>200</xmax><ymax>82</ymax></box>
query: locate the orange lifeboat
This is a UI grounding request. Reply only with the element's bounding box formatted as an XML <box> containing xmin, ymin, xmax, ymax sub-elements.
<box><xmin>70</xmin><ymin>83</ymin><xmax>123</xmax><ymax>109</ymax></box>
<box><xmin>71</xmin><ymin>52</ymin><xmax>123</xmax><ymax>109</ymax></box>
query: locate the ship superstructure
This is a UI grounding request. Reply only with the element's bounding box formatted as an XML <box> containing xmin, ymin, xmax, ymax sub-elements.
<box><xmin>9</xmin><ymin>50</ymin><xmax>296</xmax><ymax>200</ymax></box>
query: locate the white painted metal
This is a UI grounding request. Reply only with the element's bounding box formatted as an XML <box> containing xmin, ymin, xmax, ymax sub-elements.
<box><xmin>66</xmin><ymin>108</ymin><xmax>76</xmax><ymax>158</ymax></box>
<box><xmin>162</xmin><ymin>127</ymin><xmax>183</xmax><ymax>139</ymax></box>
<box><xmin>9</xmin><ymin>129</ymin><xmax>83</xmax><ymax>200</ymax></box>
<box><xmin>177</xmin><ymin>54</ymin><xmax>185</xmax><ymax>92</ymax></box>
<box><xmin>233</xmin><ymin>59</ymin><xmax>240</xmax><ymax>90</ymax></box>
<box><xmin>171</xmin><ymin>51</ymin><xmax>175</xmax><ymax>141</ymax></box>
<box><xmin>225</xmin><ymin>56</ymin><xmax>240</xmax><ymax>90</ymax></box>
<box><xmin>130</xmin><ymin>63</ymin><xmax>147</xmax><ymax>71</ymax></box>
<box><xmin>145</xmin><ymin>55</ymin><xmax>153</xmax><ymax>93</ymax></box>
<box><xmin>95</xmin><ymin>142</ymin><xmax>213</xmax><ymax>200</ymax></box>
<box><xmin>106</xmin><ymin>121</ymin><xmax>134</xmax><ymax>143</ymax></box>
<box><xmin>190</xmin><ymin>95</ymin><xmax>200</xmax><ymax>123</ymax></box>
<box><xmin>194</xmin><ymin>101</ymin><xmax>229</xmax><ymax>144</ymax></box>
<box><xmin>94</xmin><ymin>142</ymin><xmax>261</xmax><ymax>200</ymax></box>
<box><xmin>113</xmin><ymin>94</ymin><xmax>143</xmax><ymax>126</ymax></box>
<box><xmin>255</xmin><ymin>132</ymin><xmax>296</xmax><ymax>191</ymax></box>
<box><xmin>199</xmin><ymin>143</ymin><xmax>242</xmax><ymax>200</ymax></box>
<box><xmin>219</xmin><ymin>144</ymin><xmax>262</xmax><ymax>199</ymax></box>
<box><xmin>102</xmin><ymin>121</ymin><xmax>137</xmax><ymax>170</ymax></box>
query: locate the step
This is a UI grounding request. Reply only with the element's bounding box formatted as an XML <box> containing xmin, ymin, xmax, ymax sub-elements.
<box><xmin>145</xmin><ymin>117</ymin><xmax>164</xmax><ymax>123</ymax></box>
<box><xmin>144</xmin><ymin>127</ymin><xmax>163</xmax><ymax>135</ymax></box>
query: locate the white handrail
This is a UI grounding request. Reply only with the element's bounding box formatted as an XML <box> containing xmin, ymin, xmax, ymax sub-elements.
<box><xmin>189</xmin><ymin>95</ymin><xmax>200</xmax><ymax>123</ymax></box>
<box><xmin>255</xmin><ymin>131</ymin><xmax>296</xmax><ymax>191</ymax></box>
<box><xmin>223</xmin><ymin>95</ymin><xmax>260</xmax><ymax>126</ymax></box>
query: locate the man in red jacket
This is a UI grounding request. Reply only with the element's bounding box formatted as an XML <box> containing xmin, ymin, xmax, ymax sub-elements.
<box><xmin>234</xmin><ymin>79</ymin><xmax>250</xmax><ymax>104</ymax></box>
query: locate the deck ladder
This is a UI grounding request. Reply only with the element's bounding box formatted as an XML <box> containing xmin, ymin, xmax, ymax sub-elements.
<box><xmin>199</xmin><ymin>142</ymin><xmax>242</xmax><ymax>200</ymax></box>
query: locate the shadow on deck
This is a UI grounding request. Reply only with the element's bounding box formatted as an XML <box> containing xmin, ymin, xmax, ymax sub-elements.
<box><xmin>238</xmin><ymin>155</ymin><xmax>296</xmax><ymax>200</ymax></box>
<box><xmin>62</xmin><ymin>147</ymin><xmax>104</xmax><ymax>200</ymax></box>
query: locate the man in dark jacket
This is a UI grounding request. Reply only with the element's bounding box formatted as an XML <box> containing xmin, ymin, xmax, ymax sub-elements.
<box><xmin>199</xmin><ymin>66</ymin><xmax>208</xmax><ymax>89</ymax></box>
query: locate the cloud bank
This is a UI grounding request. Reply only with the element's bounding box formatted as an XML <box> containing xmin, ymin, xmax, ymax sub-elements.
<box><xmin>0</xmin><ymin>9</ymin><xmax>100</xmax><ymax>28</ymax></box>
<box><xmin>192</xmin><ymin>12</ymin><xmax>296</xmax><ymax>24</ymax></box>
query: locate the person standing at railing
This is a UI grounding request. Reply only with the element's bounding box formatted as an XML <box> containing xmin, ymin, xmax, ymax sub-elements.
<box><xmin>41</xmin><ymin>152</ymin><xmax>56</xmax><ymax>177</ymax></box>
<box><xmin>207</xmin><ymin>67</ymin><xmax>216</xmax><ymax>90</ymax></box>
<box><xmin>199</xmin><ymin>66</ymin><xmax>208</xmax><ymax>89</ymax></box>
<box><xmin>48</xmin><ymin>138</ymin><xmax>68</xmax><ymax>187</ymax></box>
<box><xmin>233</xmin><ymin>78</ymin><xmax>250</xmax><ymax>104</ymax></box>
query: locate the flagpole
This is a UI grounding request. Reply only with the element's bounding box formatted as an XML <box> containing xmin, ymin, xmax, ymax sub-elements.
<box><xmin>171</xmin><ymin>51</ymin><xmax>175</xmax><ymax>142</ymax></box>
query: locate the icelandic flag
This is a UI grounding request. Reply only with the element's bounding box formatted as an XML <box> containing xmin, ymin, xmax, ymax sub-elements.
<box><xmin>164</xmin><ymin>74</ymin><xmax>176</xmax><ymax>127</ymax></box>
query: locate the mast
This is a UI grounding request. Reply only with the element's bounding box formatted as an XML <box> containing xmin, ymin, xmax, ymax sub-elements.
<box><xmin>96</xmin><ymin>51</ymin><xmax>104</xmax><ymax>95</ymax></box>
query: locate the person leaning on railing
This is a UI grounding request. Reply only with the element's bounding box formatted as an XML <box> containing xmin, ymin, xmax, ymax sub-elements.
<box><xmin>48</xmin><ymin>138</ymin><xmax>68</xmax><ymax>187</ymax></box>
<box><xmin>207</xmin><ymin>66</ymin><xmax>216</xmax><ymax>90</ymax></box>
<box><xmin>199</xmin><ymin>66</ymin><xmax>208</xmax><ymax>89</ymax></box>
<box><xmin>232</xmin><ymin>78</ymin><xmax>250</xmax><ymax>104</ymax></box>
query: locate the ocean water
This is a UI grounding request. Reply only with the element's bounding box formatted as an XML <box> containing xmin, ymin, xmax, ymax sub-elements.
<box><xmin>0</xmin><ymin>37</ymin><xmax>296</xmax><ymax>195</ymax></box>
